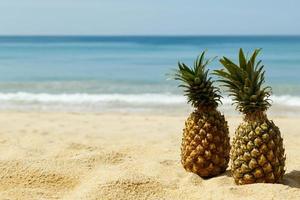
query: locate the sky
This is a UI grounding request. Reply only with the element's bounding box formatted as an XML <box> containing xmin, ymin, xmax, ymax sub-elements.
<box><xmin>0</xmin><ymin>0</ymin><xmax>299</xmax><ymax>35</ymax></box>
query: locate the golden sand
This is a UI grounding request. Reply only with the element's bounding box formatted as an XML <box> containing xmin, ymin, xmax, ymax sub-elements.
<box><xmin>0</xmin><ymin>112</ymin><xmax>298</xmax><ymax>199</ymax></box>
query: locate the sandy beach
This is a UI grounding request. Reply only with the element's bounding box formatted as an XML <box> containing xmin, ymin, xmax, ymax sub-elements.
<box><xmin>0</xmin><ymin>112</ymin><xmax>297</xmax><ymax>199</ymax></box>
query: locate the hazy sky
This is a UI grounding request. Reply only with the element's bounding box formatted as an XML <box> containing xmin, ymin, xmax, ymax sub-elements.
<box><xmin>0</xmin><ymin>0</ymin><xmax>299</xmax><ymax>35</ymax></box>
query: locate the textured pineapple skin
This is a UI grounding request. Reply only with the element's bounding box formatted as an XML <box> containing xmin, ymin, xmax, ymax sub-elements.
<box><xmin>231</xmin><ymin>117</ymin><xmax>285</xmax><ymax>184</ymax></box>
<box><xmin>181</xmin><ymin>109</ymin><xmax>230</xmax><ymax>178</ymax></box>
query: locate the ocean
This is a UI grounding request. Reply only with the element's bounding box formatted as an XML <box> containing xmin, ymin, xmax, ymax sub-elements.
<box><xmin>0</xmin><ymin>36</ymin><xmax>299</xmax><ymax>114</ymax></box>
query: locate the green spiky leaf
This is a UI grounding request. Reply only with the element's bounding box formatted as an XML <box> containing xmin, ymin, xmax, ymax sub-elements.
<box><xmin>214</xmin><ymin>48</ymin><xmax>271</xmax><ymax>114</ymax></box>
<box><xmin>173</xmin><ymin>51</ymin><xmax>221</xmax><ymax>108</ymax></box>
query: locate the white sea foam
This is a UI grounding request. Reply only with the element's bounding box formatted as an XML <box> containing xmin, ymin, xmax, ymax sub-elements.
<box><xmin>0</xmin><ymin>92</ymin><xmax>185</xmax><ymax>105</ymax></box>
<box><xmin>0</xmin><ymin>92</ymin><xmax>299</xmax><ymax>106</ymax></box>
<box><xmin>271</xmin><ymin>95</ymin><xmax>300</xmax><ymax>107</ymax></box>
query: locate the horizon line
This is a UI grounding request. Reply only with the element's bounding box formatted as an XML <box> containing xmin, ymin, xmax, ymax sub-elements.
<box><xmin>0</xmin><ymin>34</ymin><xmax>299</xmax><ymax>37</ymax></box>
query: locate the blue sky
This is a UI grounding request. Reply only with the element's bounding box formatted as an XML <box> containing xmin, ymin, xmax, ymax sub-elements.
<box><xmin>0</xmin><ymin>0</ymin><xmax>299</xmax><ymax>35</ymax></box>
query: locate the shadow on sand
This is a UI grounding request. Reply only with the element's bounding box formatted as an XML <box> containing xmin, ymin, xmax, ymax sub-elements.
<box><xmin>283</xmin><ymin>170</ymin><xmax>300</xmax><ymax>189</ymax></box>
<box><xmin>223</xmin><ymin>169</ymin><xmax>232</xmax><ymax>178</ymax></box>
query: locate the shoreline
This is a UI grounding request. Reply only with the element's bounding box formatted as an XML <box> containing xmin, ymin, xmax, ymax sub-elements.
<box><xmin>0</xmin><ymin>109</ymin><xmax>300</xmax><ymax>118</ymax></box>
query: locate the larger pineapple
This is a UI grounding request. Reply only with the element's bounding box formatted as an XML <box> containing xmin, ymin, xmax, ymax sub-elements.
<box><xmin>214</xmin><ymin>49</ymin><xmax>286</xmax><ymax>184</ymax></box>
<box><xmin>174</xmin><ymin>52</ymin><xmax>230</xmax><ymax>178</ymax></box>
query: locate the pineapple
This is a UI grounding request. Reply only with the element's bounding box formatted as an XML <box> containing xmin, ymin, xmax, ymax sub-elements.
<box><xmin>214</xmin><ymin>49</ymin><xmax>286</xmax><ymax>184</ymax></box>
<box><xmin>174</xmin><ymin>52</ymin><xmax>230</xmax><ymax>178</ymax></box>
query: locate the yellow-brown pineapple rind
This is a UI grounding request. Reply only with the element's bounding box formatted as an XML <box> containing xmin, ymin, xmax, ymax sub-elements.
<box><xmin>231</xmin><ymin>118</ymin><xmax>285</xmax><ymax>185</ymax></box>
<box><xmin>181</xmin><ymin>109</ymin><xmax>230</xmax><ymax>178</ymax></box>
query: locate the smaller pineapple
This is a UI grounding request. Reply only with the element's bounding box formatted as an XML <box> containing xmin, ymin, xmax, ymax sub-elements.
<box><xmin>174</xmin><ymin>52</ymin><xmax>230</xmax><ymax>178</ymax></box>
<box><xmin>214</xmin><ymin>49</ymin><xmax>286</xmax><ymax>184</ymax></box>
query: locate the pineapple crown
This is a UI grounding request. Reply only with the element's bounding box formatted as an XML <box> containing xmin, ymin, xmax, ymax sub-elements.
<box><xmin>214</xmin><ymin>48</ymin><xmax>271</xmax><ymax>115</ymax></box>
<box><xmin>174</xmin><ymin>51</ymin><xmax>222</xmax><ymax>109</ymax></box>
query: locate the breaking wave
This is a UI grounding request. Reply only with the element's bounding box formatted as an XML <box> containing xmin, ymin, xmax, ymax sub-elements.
<box><xmin>0</xmin><ymin>92</ymin><xmax>299</xmax><ymax>114</ymax></box>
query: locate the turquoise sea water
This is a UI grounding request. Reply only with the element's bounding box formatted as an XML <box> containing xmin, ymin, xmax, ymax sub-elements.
<box><xmin>0</xmin><ymin>36</ymin><xmax>299</xmax><ymax>114</ymax></box>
